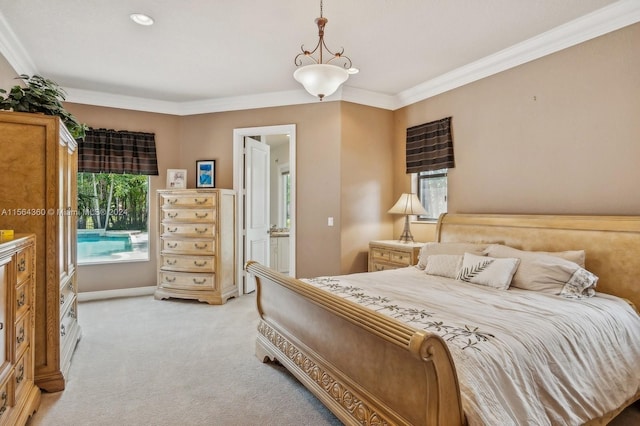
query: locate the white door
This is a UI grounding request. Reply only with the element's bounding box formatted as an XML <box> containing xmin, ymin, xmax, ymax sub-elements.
<box><xmin>244</xmin><ymin>137</ymin><xmax>270</xmax><ymax>293</ymax></box>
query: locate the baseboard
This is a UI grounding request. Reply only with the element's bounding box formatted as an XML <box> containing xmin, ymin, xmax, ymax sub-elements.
<box><xmin>78</xmin><ymin>286</ymin><xmax>156</xmax><ymax>302</ymax></box>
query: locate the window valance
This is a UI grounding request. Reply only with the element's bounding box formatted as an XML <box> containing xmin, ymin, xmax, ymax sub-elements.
<box><xmin>79</xmin><ymin>128</ymin><xmax>159</xmax><ymax>175</ymax></box>
<box><xmin>406</xmin><ymin>116</ymin><xmax>454</xmax><ymax>173</ymax></box>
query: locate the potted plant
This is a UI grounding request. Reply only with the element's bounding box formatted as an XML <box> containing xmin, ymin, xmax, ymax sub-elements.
<box><xmin>0</xmin><ymin>74</ymin><xmax>88</xmax><ymax>139</ymax></box>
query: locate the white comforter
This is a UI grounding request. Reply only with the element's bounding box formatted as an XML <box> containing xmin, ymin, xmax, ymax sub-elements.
<box><xmin>304</xmin><ymin>267</ymin><xmax>640</xmax><ymax>426</ymax></box>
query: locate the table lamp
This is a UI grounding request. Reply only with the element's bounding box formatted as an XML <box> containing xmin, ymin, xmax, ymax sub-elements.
<box><xmin>388</xmin><ymin>193</ymin><xmax>428</xmax><ymax>243</ymax></box>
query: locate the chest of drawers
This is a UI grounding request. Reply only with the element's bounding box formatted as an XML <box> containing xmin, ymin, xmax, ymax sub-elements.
<box><xmin>368</xmin><ymin>240</ymin><xmax>423</xmax><ymax>272</ymax></box>
<box><xmin>0</xmin><ymin>234</ymin><xmax>40</xmax><ymax>425</ymax></box>
<box><xmin>155</xmin><ymin>189</ymin><xmax>237</xmax><ymax>304</ymax></box>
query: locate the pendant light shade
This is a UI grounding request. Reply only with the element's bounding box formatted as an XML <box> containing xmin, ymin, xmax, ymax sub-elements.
<box><xmin>293</xmin><ymin>1</ymin><xmax>357</xmax><ymax>100</ymax></box>
<box><xmin>293</xmin><ymin>64</ymin><xmax>349</xmax><ymax>100</ymax></box>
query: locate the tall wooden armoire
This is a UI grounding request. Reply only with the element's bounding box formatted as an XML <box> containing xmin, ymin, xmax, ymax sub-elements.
<box><xmin>0</xmin><ymin>111</ymin><xmax>81</xmax><ymax>392</ymax></box>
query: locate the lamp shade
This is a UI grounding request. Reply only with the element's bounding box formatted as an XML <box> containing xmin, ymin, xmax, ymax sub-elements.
<box><xmin>388</xmin><ymin>193</ymin><xmax>428</xmax><ymax>216</ymax></box>
<box><xmin>293</xmin><ymin>64</ymin><xmax>349</xmax><ymax>99</ymax></box>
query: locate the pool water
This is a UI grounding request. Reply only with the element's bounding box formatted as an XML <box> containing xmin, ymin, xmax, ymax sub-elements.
<box><xmin>77</xmin><ymin>232</ymin><xmax>148</xmax><ymax>263</ymax></box>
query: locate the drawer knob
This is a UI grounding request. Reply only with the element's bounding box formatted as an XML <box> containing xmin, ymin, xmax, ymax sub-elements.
<box><xmin>165</xmin><ymin>276</ymin><xmax>176</xmax><ymax>283</ymax></box>
<box><xmin>17</xmin><ymin>292</ymin><xmax>25</xmax><ymax>307</ymax></box>
<box><xmin>60</xmin><ymin>294</ymin><xmax>65</xmax><ymax>305</ymax></box>
<box><xmin>167</xmin><ymin>212</ymin><xmax>178</xmax><ymax>218</ymax></box>
<box><xmin>195</xmin><ymin>228</ymin><xmax>208</xmax><ymax>234</ymax></box>
<box><xmin>16</xmin><ymin>364</ymin><xmax>24</xmax><ymax>384</ymax></box>
<box><xmin>167</xmin><ymin>198</ymin><xmax>177</xmax><ymax>205</ymax></box>
<box><xmin>167</xmin><ymin>227</ymin><xmax>177</xmax><ymax>233</ymax></box>
<box><xmin>166</xmin><ymin>259</ymin><xmax>177</xmax><ymax>265</ymax></box>
<box><xmin>61</xmin><ymin>324</ymin><xmax>66</xmax><ymax>337</ymax></box>
<box><xmin>194</xmin><ymin>198</ymin><xmax>208</xmax><ymax>204</ymax></box>
<box><xmin>194</xmin><ymin>260</ymin><xmax>208</xmax><ymax>267</ymax></box>
<box><xmin>18</xmin><ymin>258</ymin><xmax>26</xmax><ymax>272</ymax></box>
<box><xmin>195</xmin><ymin>212</ymin><xmax>209</xmax><ymax>218</ymax></box>
<box><xmin>194</xmin><ymin>243</ymin><xmax>208</xmax><ymax>250</ymax></box>
<box><xmin>17</xmin><ymin>327</ymin><xmax>25</xmax><ymax>344</ymax></box>
<box><xmin>167</xmin><ymin>242</ymin><xmax>178</xmax><ymax>249</ymax></box>
<box><xmin>193</xmin><ymin>278</ymin><xmax>207</xmax><ymax>284</ymax></box>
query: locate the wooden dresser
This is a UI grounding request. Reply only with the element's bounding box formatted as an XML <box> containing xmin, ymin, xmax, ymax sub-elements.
<box><xmin>0</xmin><ymin>111</ymin><xmax>80</xmax><ymax>392</ymax></box>
<box><xmin>368</xmin><ymin>240</ymin><xmax>424</xmax><ymax>272</ymax></box>
<box><xmin>156</xmin><ymin>189</ymin><xmax>237</xmax><ymax>304</ymax></box>
<box><xmin>0</xmin><ymin>235</ymin><xmax>41</xmax><ymax>425</ymax></box>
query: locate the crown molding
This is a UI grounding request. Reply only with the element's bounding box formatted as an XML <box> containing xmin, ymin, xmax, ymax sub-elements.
<box><xmin>395</xmin><ymin>0</ymin><xmax>640</xmax><ymax>108</ymax></box>
<box><xmin>0</xmin><ymin>11</ymin><xmax>37</xmax><ymax>76</ymax></box>
<box><xmin>2</xmin><ymin>1</ymin><xmax>638</xmax><ymax>115</ymax></box>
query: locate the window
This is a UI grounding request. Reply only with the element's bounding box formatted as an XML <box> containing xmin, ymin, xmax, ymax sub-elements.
<box><xmin>77</xmin><ymin>173</ymin><xmax>150</xmax><ymax>264</ymax></box>
<box><xmin>278</xmin><ymin>165</ymin><xmax>291</xmax><ymax>229</ymax></box>
<box><xmin>417</xmin><ymin>168</ymin><xmax>448</xmax><ymax>221</ymax></box>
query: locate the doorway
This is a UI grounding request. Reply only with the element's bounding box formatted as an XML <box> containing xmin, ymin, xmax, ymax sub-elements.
<box><xmin>233</xmin><ymin>125</ymin><xmax>296</xmax><ymax>294</ymax></box>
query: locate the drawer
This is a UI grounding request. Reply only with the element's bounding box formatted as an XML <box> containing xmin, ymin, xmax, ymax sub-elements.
<box><xmin>161</xmin><ymin>194</ymin><xmax>216</xmax><ymax>208</ymax></box>
<box><xmin>15</xmin><ymin>280</ymin><xmax>31</xmax><ymax>319</ymax></box>
<box><xmin>370</xmin><ymin>247</ymin><xmax>390</xmax><ymax>261</ymax></box>
<box><xmin>159</xmin><ymin>271</ymin><xmax>216</xmax><ymax>291</ymax></box>
<box><xmin>160</xmin><ymin>255</ymin><xmax>215</xmax><ymax>273</ymax></box>
<box><xmin>161</xmin><ymin>223</ymin><xmax>216</xmax><ymax>238</ymax></box>
<box><xmin>162</xmin><ymin>208</ymin><xmax>215</xmax><ymax>222</ymax></box>
<box><xmin>60</xmin><ymin>300</ymin><xmax>78</xmax><ymax>358</ymax></box>
<box><xmin>60</xmin><ymin>281</ymin><xmax>76</xmax><ymax>316</ymax></box>
<box><xmin>370</xmin><ymin>262</ymin><xmax>396</xmax><ymax>272</ymax></box>
<box><xmin>15</xmin><ymin>314</ymin><xmax>29</xmax><ymax>359</ymax></box>
<box><xmin>16</xmin><ymin>247</ymin><xmax>31</xmax><ymax>285</ymax></box>
<box><xmin>161</xmin><ymin>238</ymin><xmax>215</xmax><ymax>255</ymax></box>
<box><xmin>14</xmin><ymin>347</ymin><xmax>31</xmax><ymax>402</ymax></box>
<box><xmin>390</xmin><ymin>250</ymin><xmax>413</xmax><ymax>266</ymax></box>
<box><xmin>0</xmin><ymin>371</ymin><xmax>14</xmax><ymax>421</ymax></box>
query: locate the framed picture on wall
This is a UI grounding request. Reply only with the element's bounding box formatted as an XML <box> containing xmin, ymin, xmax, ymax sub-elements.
<box><xmin>196</xmin><ymin>160</ymin><xmax>216</xmax><ymax>188</ymax></box>
<box><xmin>167</xmin><ymin>169</ymin><xmax>187</xmax><ymax>189</ymax></box>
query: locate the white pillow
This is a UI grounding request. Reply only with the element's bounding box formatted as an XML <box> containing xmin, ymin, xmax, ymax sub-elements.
<box><xmin>483</xmin><ymin>244</ymin><xmax>596</xmax><ymax>296</ymax></box>
<box><xmin>416</xmin><ymin>242</ymin><xmax>489</xmax><ymax>270</ymax></box>
<box><xmin>424</xmin><ymin>254</ymin><xmax>462</xmax><ymax>279</ymax></box>
<box><xmin>456</xmin><ymin>252</ymin><xmax>520</xmax><ymax>290</ymax></box>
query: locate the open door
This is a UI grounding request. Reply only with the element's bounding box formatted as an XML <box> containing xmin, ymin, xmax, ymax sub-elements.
<box><xmin>243</xmin><ymin>137</ymin><xmax>270</xmax><ymax>293</ymax></box>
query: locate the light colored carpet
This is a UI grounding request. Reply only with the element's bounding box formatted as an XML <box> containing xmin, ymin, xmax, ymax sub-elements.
<box><xmin>27</xmin><ymin>294</ymin><xmax>342</xmax><ymax>426</ymax></box>
<box><xmin>25</xmin><ymin>293</ymin><xmax>640</xmax><ymax>426</ymax></box>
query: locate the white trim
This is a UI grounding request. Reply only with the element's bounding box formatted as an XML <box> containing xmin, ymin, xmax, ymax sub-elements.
<box><xmin>395</xmin><ymin>0</ymin><xmax>640</xmax><ymax>109</ymax></box>
<box><xmin>3</xmin><ymin>1</ymin><xmax>638</xmax><ymax>113</ymax></box>
<box><xmin>78</xmin><ymin>286</ymin><xmax>156</xmax><ymax>302</ymax></box>
<box><xmin>233</xmin><ymin>125</ymin><xmax>297</xmax><ymax>294</ymax></box>
<box><xmin>0</xmin><ymin>11</ymin><xmax>37</xmax><ymax>76</ymax></box>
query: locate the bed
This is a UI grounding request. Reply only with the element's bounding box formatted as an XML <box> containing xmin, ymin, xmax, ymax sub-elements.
<box><xmin>245</xmin><ymin>213</ymin><xmax>640</xmax><ymax>425</ymax></box>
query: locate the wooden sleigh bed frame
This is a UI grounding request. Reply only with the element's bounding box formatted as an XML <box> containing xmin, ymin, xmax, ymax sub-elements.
<box><xmin>245</xmin><ymin>213</ymin><xmax>640</xmax><ymax>425</ymax></box>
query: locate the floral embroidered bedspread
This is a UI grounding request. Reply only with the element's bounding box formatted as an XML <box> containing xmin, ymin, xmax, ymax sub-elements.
<box><xmin>302</xmin><ymin>267</ymin><xmax>640</xmax><ymax>426</ymax></box>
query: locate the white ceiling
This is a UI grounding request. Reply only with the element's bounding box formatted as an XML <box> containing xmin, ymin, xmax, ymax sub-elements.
<box><xmin>0</xmin><ymin>0</ymin><xmax>638</xmax><ymax>114</ymax></box>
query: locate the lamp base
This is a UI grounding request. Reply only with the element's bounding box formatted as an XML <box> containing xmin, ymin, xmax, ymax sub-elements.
<box><xmin>397</xmin><ymin>215</ymin><xmax>415</xmax><ymax>243</ymax></box>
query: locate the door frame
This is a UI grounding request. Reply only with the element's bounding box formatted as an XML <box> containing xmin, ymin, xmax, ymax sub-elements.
<box><xmin>233</xmin><ymin>124</ymin><xmax>297</xmax><ymax>294</ymax></box>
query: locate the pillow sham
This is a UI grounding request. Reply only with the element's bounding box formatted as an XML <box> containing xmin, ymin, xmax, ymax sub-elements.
<box><xmin>456</xmin><ymin>253</ymin><xmax>520</xmax><ymax>290</ymax></box>
<box><xmin>483</xmin><ymin>244</ymin><xmax>596</xmax><ymax>297</ymax></box>
<box><xmin>416</xmin><ymin>242</ymin><xmax>489</xmax><ymax>270</ymax></box>
<box><xmin>424</xmin><ymin>254</ymin><xmax>462</xmax><ymax>279</ymax></box>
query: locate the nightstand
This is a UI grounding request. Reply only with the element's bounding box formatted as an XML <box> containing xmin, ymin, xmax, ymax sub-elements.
<box><xmin>368</xmin><ymin>240</ymin><xmax>424</xmax><ymax>272</ymax></box>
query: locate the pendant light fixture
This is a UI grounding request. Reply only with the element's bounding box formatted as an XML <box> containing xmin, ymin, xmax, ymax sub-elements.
<box><xmin>294</xmin><ymin>0</ymin><xmax>358</xmax><ymax>100</ymax></box>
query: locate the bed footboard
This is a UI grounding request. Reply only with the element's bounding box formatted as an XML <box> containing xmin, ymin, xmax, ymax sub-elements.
<box><xmin>246</xmin><ymin>261</ymin><xmax>465</xmax><ymax>426</ymax></box>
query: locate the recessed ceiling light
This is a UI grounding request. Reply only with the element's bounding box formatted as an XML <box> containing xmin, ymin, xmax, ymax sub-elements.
<box><xmin>130</xmin><ymin>13</ymin><xmax>154</xmax><ymax>26</ymax></box>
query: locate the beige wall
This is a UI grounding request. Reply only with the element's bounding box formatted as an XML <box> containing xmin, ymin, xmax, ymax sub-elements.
<box><xmin>63</xmin><ymin>103</ymin><xmax>181</xmax><ymax>292</ymax></box>
<box><xmin>340</xmin><ymin>102</ymin><xmax>395</xmax><ymax>273</ymax></box>
<box><xmin>398</xmin><ymin>23</ymin><xmax>640</xmax><ymax>242</ymax></box>
<box><xmin>2</xmin><ymin>22</ymin><xmax>638</xmax><ymax>291</ymax></box>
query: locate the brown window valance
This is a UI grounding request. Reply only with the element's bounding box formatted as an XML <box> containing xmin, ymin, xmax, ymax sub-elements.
<box><xmin>79</xmin><ymin>128</ymin><xmax>159</xmax><ymax>175</ymax></box>
<box><xmin>406</xmin><ymin>117</ymin><xmax>454</xmax><ymax>173</ymax></box>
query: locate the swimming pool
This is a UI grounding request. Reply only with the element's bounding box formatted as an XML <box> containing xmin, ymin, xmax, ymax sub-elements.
<box><xmin>77</xmin><ymin>231</ymin><xmax>148</xmax><ymax>263</ymax></box>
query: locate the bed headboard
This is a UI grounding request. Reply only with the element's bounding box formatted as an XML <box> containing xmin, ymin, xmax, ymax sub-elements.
<box><xmin>436</xmin><ymin>213</ymin><xmax>640</xmax><ymax>311</ymax></box>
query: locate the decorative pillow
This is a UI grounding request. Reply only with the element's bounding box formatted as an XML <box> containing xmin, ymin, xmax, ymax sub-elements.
<box><xmin>456</xmin><ymin>253</ymin><xmax>520</xmax><ymax>290</ymax></box>
<box><xmin>483</xmin><ymin>244</ymin><xmax>596</xmax><ymax>296</ymax></box>
<box><xmin>416</xmin><ymin>242</ymin><xmax>489</xmax><ymax>270</ymax></box>
<box><xmin>424</xmin><ymin>254</ymin><xmax>462</xmax><ymax>279</ymax></box>
<box><xmin>484</xmin><ymin>244</ymin><xmax>585</xmax><ymax>268</ymax></box>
